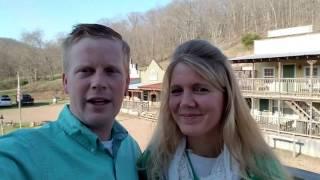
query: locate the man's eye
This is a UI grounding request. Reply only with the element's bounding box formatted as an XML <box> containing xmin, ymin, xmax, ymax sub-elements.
<box><xmin>80</xmin><ymin>68</ymin><xmax>90</xmax><ymax>72</ymax></box>
<box><xmin>79</xmin><ymin>68</ymin><xmax>93</xmax><ymax>74</ymax></box>
<box><xmin>75</xmin><ymin>68</ymin><xmax>93</xmax><ymax>78</ymax></box>
<box><xmin>105</xmin><ymin>67</ymin><xmax>118</xmax><ymax>74</ymax></box>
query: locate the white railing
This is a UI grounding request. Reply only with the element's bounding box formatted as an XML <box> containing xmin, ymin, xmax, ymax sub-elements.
<box><xmin>237</xmin><ymin>78</ymin><xmax>320</xmax><ymax>98</ymax></box>
<box><xmin>121</xmin><ymin>100</ymin><xmax>149</xmax><ymax>113</ymax></box>
<box><xmin>253</xmin><ymin>114</ymin><xmax>320</xmax><ymax>138</ymax></box>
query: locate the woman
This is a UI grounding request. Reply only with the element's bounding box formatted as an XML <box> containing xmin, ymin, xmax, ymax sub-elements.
<box><xmin>138</xmin><ymin>40</ymin><xmax>291</xmax><ymax>180</ymax></box>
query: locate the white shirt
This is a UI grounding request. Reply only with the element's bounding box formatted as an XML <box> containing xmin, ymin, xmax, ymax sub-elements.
<box><xmin>168</xmin><ymin>138</ymin><xmax>240</xmax><ymax>180</ymax></box>
<box><xmin>101</xmin><ymin>138</ymin><xmax>113</xmax><ymax>155</ymax></box>
<box><xmin>187</xmin><ymin>149</ymin><xmax>222</xmax><ymax>178</ymax></box>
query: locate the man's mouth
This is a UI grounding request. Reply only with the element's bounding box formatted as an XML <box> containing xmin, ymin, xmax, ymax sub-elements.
<box><xmin>87</xmin><ymin>98</ymin><xmax>111</xmax><ymax>105</ymax></box>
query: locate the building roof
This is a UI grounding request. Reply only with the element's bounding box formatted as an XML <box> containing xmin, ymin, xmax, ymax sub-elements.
<box><xmin>158</xmin><ymin>59</ymin><xmax>170</xmax><ymax>69</ymax></box>
<box><xmin>229</xmin><ymin>50</ymin><xmax>320</xmax><ymax>63</ymax></box>
<box><xmin>138</xmin><ymin>82</ymin><xmax>162</xmax><ymax>91</ymax></box>
<box><xmin>128</xmin><ymin>83</ymin><xmax>144</xmax><ymax>90</ymax></box>
<box><xmin>137</xmin><ymin>66</ymin><xmax>148</xmax><ymax>71</ymax></box>
<box><xmin>129</xmin><ymin>78</ymin><xmax>141</xmax><ymax>84</ymax></box>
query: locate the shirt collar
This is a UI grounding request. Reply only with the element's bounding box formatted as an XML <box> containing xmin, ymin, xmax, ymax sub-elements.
<box><xmin>57</xmin><ymin>105</ymin><xmax>128</xmax><ymax>153</ymax></box>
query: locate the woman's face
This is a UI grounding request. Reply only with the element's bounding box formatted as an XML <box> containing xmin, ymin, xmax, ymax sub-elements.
<box><xmin>169</xmin><ymin>63</ymin><xmax>225</xmax><ymax>139</ymax></box>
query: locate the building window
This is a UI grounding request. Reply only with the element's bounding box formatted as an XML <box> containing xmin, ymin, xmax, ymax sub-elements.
<box><xmin>143</xmin><ymin>91</ymin><xmax>148</xmax><ymax>101</ymax></box>
<box><xmin>304</xmin><ymin>66</ymin><xmax>318</xmax><ymax>77</ymax></box>
<box><xmin>263</xmin><ymin>68</ymin><xmax>275</xmax><ymax>78</ymax></box>
<box><xmin>259</xmin><ymin>99</ymin><xmax>269</xmax><ymax>112</ymax></box>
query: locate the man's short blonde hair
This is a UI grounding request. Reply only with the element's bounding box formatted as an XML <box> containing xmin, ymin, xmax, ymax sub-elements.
<box><xmin>62</xmin><ymin>23</ymin><xmax>130</xmax><ymax>73</ymax></box>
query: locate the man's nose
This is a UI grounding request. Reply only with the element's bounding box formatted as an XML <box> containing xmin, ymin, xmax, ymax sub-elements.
<box><xmin>180</xmin><ymin>92</ymin><xmax>196</xmax><ymax>107</ymax></box>
<box><xmin>91</xmin><ymin>73</ymin><xmax>107</xmax><ymax>90</ymax></box>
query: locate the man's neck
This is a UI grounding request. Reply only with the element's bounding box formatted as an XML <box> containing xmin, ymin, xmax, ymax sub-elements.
<box><xmin>91</xmin><ymin>124</ymin><xmax>113</xmax><ymax>141</ymax></box>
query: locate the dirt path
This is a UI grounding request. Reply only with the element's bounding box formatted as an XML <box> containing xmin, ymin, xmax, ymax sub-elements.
<box><xmin>117</xmin><ymin>113</ymin><xmax>155</xmax><ymax>150</ymax></box>
<box><xmin>0</xmin><ymin>104</ymin><xmax>319</xmax><ymax>173</ymax></box>
<box><xmin>274</xmin><ymin>149</ymin><xmax>320</xmax><ymax>173</ymax></box>
<box><xmin>0</xmin><ymin>104</ymin><xmax>63</xmax><ymax>123</ymax></box>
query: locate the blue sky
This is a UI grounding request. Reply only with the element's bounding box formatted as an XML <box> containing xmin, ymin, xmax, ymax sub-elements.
<box><xmin>0</xmin><ymin>0</ymin><xmax>171</xmax><ymax>41</ymax></box>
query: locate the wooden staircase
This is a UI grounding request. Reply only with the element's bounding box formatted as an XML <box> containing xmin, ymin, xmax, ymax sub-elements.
<box><xmin>306</xmin><ymin>102</ymin><xmax>320</xmax><ymax>121</ymax></box>
<box><xmin>284</xmin><ymin>101</ymin><xmax>310</xmax><ymax>121</ymax></box>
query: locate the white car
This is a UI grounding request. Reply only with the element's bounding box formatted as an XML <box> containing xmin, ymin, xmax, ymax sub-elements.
<box><xmin>0</xmin><ymin>95</ymin><xmax>12</xmax><ymax>107</ymax></box>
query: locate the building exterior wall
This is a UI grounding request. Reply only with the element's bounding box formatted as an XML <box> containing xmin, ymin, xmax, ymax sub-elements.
<box><xmin>253</xmin><ymin>60</ymin><xmax>318</xmax><ymax>78</ymax></box>
<box><xmin>140</xmin><ymin>60</ymin><xmax>164</xmax><ymax>83</ymax></box>
<box><xmin>233</xmin><ymin>27</ymin><xmax>320</xmax><ymax>158</ymax></box>
<box><xmin>255</xmin><ymin>33</ymin><xmax>320</xmax><ymax>54</ymax></box>
<box><xmin>264</xmin><ymin>132</ymin><xmax>320</xmax><ymax>158</ymax></box>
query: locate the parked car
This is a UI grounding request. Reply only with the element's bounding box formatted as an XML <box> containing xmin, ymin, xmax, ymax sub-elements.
<box><xmin>18</xmin><ymin>94</ymin><xmax>34</xmax><ymax>106</ymax></box>
<box><xmin>0</xmin><ymin>95</ymin><xmax>12</xmax><ymax>107</ymax></box>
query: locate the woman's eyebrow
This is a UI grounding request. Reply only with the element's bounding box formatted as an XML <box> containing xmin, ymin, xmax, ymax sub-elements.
<box><xmin>170</xmin><ymin>84</ymin><xmax>180</xmax><ymax>89</ymax></box>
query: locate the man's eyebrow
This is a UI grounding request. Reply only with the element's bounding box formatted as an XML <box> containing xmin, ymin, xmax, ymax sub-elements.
<box><xmin>74</xmin><ymin>64</ymin><xmax>90</xmax><ymax>68</ymax></box>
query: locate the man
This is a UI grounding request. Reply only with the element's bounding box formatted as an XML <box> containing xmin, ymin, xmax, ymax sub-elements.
<box><xmin>0</xmin><ymin>24</ymin><xmax>141</xmax><ymax>179</ymax></box>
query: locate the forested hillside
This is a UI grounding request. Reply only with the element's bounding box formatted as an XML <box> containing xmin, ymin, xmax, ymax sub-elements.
<box><xmin>1</xmin><ymin>0</ymin><xmax>319</xmax><ymax>83</ymax></box>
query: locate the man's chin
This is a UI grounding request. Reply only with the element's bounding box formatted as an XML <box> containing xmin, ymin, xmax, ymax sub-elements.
<box><xmin>85</xmin><ymin>114</ymin><xmax>114</xmax><ymax>125</ymax></box>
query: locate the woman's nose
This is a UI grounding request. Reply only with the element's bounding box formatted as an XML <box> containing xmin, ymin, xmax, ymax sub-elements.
<box><xmin>180</xmin><ymin>92</ymin><xmax>196</xmax><ymax>107</ymax></box>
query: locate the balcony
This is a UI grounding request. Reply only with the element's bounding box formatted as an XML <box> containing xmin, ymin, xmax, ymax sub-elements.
<box><xmin>254</xmin><ymin>114</ymin><xmax>320</xmax><ymax>138</ymax></box>
<box><xmin>237</xmin><ymin>78</ymin><xmax>320</xmax><ymax>101</ymax></box>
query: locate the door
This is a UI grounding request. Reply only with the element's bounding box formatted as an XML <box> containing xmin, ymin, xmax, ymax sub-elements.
<box><xmin>282</xmin><ymin>65</ymin><xmax>295</xmax><ymax>92</ymax></box>
<box><xmin>259</xmin><ymin>99</ymin><xmax>269</xmax><ymax>112</ymax></box>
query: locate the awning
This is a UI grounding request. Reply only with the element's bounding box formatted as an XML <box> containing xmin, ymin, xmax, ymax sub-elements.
<box><xmin>229</xmin><ymin>51</ymin><xmax>320</xmax><ymax>63</ymax></box>
<box><xmin>129</xmin><ymin>78</ymin><xmax>141</xmax><ymax>84</ymax></box>
<box><xmin>138</xmin><ymin>82</ymin><xmax>162</xmax><ymax>91</ymax></box>
<box><xmin>128</xmin><ymin>83</ymin><xmax>144</xmax><ymax>90</ymax></box>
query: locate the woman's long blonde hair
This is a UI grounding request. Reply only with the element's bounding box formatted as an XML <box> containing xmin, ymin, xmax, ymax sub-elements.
<box><xmin>146</xmin><ymin>39</ymin><xmax>289</xmax><ymax>179</ymax></box>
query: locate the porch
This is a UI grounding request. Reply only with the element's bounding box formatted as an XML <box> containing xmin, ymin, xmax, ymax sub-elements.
<box><xmin>238</xmin><ymin>78</ymin><xmax>320</xmax><ymax>101</ymax></box>
<box><xmin>253</xmin><ymin>114</ymin><xmax>320</xmax><ymax>138</ymax></box>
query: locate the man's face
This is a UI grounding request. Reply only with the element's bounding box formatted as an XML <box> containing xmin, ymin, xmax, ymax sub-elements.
<box><xmin>63</xmin><ymin>37</ymin><xmax>128</xmax><ymax>129</ymax></box>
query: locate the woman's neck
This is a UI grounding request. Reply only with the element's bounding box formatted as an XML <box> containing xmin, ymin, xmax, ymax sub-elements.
<box><xmin>187</xmin><ymin>133</ymin><xmax>223</xmax><ymax>158</ymax></box>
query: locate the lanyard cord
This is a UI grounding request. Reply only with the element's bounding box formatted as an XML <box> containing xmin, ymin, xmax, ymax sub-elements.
<box><xmin>185</xmin><ymin>151</ymin><xmax>200</xmax><ymax>180</ymax></box>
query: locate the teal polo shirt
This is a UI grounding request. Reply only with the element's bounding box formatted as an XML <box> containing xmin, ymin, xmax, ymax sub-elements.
<box><xmin>0</xmin><ymin>105</ymin><xmax>141</xmax><ymax>180</ymax></box>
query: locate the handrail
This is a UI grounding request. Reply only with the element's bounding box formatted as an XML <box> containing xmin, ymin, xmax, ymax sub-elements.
<box><xmin>237</xmin><ymin>78</ymin><xmax>320</xmax><ymax>99</ymax></box>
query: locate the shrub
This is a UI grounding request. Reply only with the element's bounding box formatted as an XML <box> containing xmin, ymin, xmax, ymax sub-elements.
<box><xmin>241</xmin><ymin>33</ymin><xmax>261</xmax><ymax>49</ymax></box>
<box><xmin>0</xmin><ymin>79</ymin><xmax>16</xmax><ymax>90</ymax></box>
<box><xmin>21</xmin><ymin>79</ymin><xmax>29</xmax><ymax>85</ymax></box>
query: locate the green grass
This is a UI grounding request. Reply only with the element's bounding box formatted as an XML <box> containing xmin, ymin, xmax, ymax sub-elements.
<box><xmin>0</xmin><ymin>89</ymin><xmax>17</xmax><ymax>98</ymax></box>
<box><xmin>0</xmin><ymin>78</ymin><xmax>67</xmax><ymax>102</ymax></box>
<box><xmin>0</xmin><ymin>122</ymin><xmax>38</xmax><ymax>136</ymax></box>
<box><xmin>0</xmin><ymin>78</ymin><xmax>63</xmax><ymax>94</ymax></box>
<box><xmin>23</xmin><ymin>78</ymin><xmax>63</xmax><ymax>92</ymax></box>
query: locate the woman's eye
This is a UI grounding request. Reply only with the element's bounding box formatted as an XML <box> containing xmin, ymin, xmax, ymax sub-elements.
<box><xmin>170</xmin><ymin>88</ymin><xmax>182</xmax><ymax>95</ymax></box>
<box><xmin>194</xmin><ymin>87</ymin><xmax>209</xmax><ymax>93</ymax></box>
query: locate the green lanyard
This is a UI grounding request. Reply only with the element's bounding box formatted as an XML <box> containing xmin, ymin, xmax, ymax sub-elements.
<box><xmin>185</xmin><ymin>151</ymin><xmax>200</xmax><ymax>180</ymax></box>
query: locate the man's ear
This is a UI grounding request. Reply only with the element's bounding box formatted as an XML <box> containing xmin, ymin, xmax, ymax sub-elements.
<box><xmin>124</xmin><ymin>74</ymin><xmax>130</xmax><ymax>96</ymax></box>
<box><xmin>62</xmin><ymin>73</ymin><xmax>69</xmax><ymax>94</ymax></box>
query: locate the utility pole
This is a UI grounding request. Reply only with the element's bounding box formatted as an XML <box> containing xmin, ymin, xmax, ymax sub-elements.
<box><xmin>0</xmin><ymin>114</ymin><xmax>4</xmax><ymax>135</ymax></box>
<box><xmin>17</xmin><ymin>72</ymin><xmax>22</xmax><ymax>128</ymax></box>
